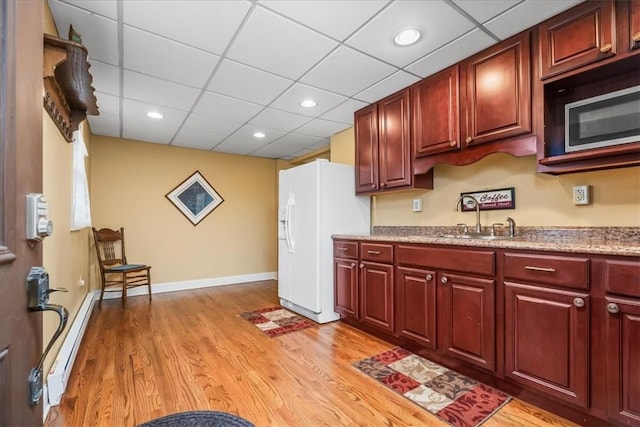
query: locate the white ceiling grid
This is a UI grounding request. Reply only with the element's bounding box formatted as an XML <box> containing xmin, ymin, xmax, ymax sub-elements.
<box><xmin>48</xmin><ymin>0</ymin><xmax>583</xmax><ymax>160</ymax></box>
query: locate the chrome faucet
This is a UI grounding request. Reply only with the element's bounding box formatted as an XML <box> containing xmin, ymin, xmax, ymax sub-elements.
<box><xmin>506</xmin><ymin>217</ymin><xmax>516</xmax><ymax>237</ymax></box>
<box><xmin>454</xmin><ymin>195</ymin><xmax>481</xmax><ymax>234</ymax></box>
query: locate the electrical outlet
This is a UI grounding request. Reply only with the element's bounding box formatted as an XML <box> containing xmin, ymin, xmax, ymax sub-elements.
<box><xmin>573</xmin><ymin>185</ymin><xmax>590</xmax><ymax>205</ymax></box>
<box><xmin>412</xmin><ymin>199</ymin><xmax>423</xmax><ymax>212</ymax></box>
<box><xmin>77</xmin><ymin>276</ymin><xmax>85</xmax><ymax>287</ymax></box>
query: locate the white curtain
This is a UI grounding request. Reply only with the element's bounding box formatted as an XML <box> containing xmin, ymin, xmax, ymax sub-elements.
<box><xmin>71</xmin><ymin>122</ymin><xmax>92</xmax><ymax>230</ymax></box>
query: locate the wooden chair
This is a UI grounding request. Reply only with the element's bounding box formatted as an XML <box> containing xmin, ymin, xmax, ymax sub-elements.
<box><xmin>92</xmin><ymin>227</ymin><xmax>152</xmax><ymax>307</ymax></box>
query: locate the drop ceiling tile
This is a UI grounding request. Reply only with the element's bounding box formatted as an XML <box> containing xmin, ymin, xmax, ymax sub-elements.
<box><xmin>451</xmin><ymin>0</ymin><xmax>519</xmax><ymax>24</ymax></box>
<box><xmin>406</xmin><ymin>28</ymin><xmax>496</xmax><ymax>78</ymax></box>
<box><xmin>295</xmin><ymin>118</ymin><xmax>350</xmax><ymax>138</ymax></box>
<box><xmin>207</xmin><ymin>60</ymin><xmax>293</xmax><ymax>106</ymax></box>
<box><xmin>122</xmin><ymin>0</ymin><xmax>251</xmax><ymax>54</ymax></box>
<box><xmin>260</xmin><ymin>0</ymin><xmax>389</xmax><ymax>41</ymax></box>
<box><xmin>49</xmin><ymin>0</ymin><xmax>118</xmax><ymax>64</ymax></box>
<box><xmin>122</xmin><ymin>99</ymin><xmax>188</xmax><ymax>144</ymax></box>
<box><xmin>300</xmin><ymin>46</ymin><xmax>396</xmax><ymax>97</ymax></box>
<box><xmin>123</xmin><ymin>26</ymin><xmax>220</xmax><ymax>88</ymax></box>
<box><xmin>93</xmin><ymin>91</ymin><xmax>119</xmax><ymax>116</ymax></box>
<box><xmin>250</xmin><ymin>133</ymin><xmax>326</xmax><ymax>158</ymax></box>
<box><xmin>270</xmin><ymin>83</ymin><xmax>347</xmax><ymax>117</ymax></box>
<box><xmin>193</xmin><ymin>92</ymin><xmax>263</xmax><ymax>123</ymax></box>
<box><xmin>88</xmin><ymin>61</ymin><xmax>119</xmax><ymax>96</ymax></box>
<box><xmin>213</xmin><ymin>124</ymin><xmax>287</xmax><ymax>155</ymax></box>
<box><xmin>172</xmin><ymin>113</ymin><xmax>242</xmax><ymax>150</ymax></box>
<box><xmin>227</xmin><ymin>6</ymin><xmax>338</xmax><ymax>80</ymax></box>
<box><xmin>346</xmin><ymin>0</ymin><xmax>475</xmax><ymax>68</ymax></box>
<box><xmin>484</xmin><ymin>0</ymin><xmax>584</xmax><ymax>40</ymax></box>
<box><xmin>87</xmin><ymin>112</ymin><xmax>120</xmax><ymax>138</ymax></box>
<box><xmin>55</xmin><ymin>0</ymin><xmax>117</xmax><ymax>19</ymax></box>
<box><xmin>319</xmin><ymin>99</ymin><xmax>369</xmax><ymax>124</ymax></box>
<box><xmin>354</xmin><ymin>71</ymin><xmax>420</xmax><ymax>103</ymax></box>
<box><xmin>123</xmin><ymin>70</ymin><xmax>200</xmax><ymax>111</ymax></box>
<box><xmin>248</xmin><ymin>108</ymin><xmax>312</xmax><ymax>132</ymax></box>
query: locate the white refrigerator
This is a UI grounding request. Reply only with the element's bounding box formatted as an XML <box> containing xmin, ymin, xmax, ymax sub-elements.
<box><xmin>278</xmin><ymin>159</ymin><xmax>370</xmax><ymax>323</ymax></box>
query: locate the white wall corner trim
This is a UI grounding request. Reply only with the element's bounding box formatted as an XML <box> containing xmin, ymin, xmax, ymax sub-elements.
<box><xmin>46</xmin><ymin>291</ymin><xmax>96</xmax><ymax>407</ymax></box>
<box><xmin>98</xmin><ymin>271</ymin><xmax>277</xmax><ymax>299</ymax></box>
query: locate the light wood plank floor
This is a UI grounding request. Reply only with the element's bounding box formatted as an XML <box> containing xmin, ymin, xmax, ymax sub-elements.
<box><xmin>45</xmin><ymin>281</ymin><xmax>576</xmax><ymax>426</ymax></box>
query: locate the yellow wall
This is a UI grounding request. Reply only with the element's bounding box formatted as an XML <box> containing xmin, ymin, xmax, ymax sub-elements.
<box><xmin>330</xmin><ymin>127</ymin><xmax>355</xmax><ymax>165</ymax></box>
<box><xmin>90</xmin><ymin>136</ymin><xmax>278</xmax><ymax>285</ymax></box>
<box><xmin>42</xmin><ymin>0</ymin><xmax>91</xmax><ymax>379</ymax></box>
<box><xmin>331</xmin><ymin>131</ymin><xmax>640</xmax><ymax>227</ymax></box>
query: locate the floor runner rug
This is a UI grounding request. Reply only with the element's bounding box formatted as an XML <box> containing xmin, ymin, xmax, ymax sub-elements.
<box><xmin>353</xmin><ymin>347</ymin><xmax>511</xmax><ymax>427</ymax></box>
<box><xmin>240</xmin><ymin>306</ymin><xmax>315</xmax><ymax>338</ymax></box>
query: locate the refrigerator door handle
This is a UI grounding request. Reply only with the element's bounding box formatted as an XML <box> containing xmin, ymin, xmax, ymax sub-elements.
<box><xmin>285</xmin><ymin>193</ymin><xmax>295</xmax><ymax>253</ymax></box>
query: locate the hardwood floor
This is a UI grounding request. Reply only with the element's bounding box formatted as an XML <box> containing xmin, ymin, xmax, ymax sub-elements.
<box><xmin>45</xmin><ymin>281</ymin><xmax>576</xmax><ymax>426</ymax></box>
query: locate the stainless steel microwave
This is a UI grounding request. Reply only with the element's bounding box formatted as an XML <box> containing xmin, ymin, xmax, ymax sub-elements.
<box><xmin>565</xmin><ymin>85</ymin><xmax>640</xmax><ymax>153</ymax></box>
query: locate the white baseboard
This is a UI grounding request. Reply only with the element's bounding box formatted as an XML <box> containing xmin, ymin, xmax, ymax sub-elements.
<box><xmin>97</xmin><ymin>271</ymin><xmax>277</xmax><ymax>299</ymax></box>
<box><xmin>43</xmin><ymin>383</ymin><xmax>49</xmax><ymax>422</ymax></box>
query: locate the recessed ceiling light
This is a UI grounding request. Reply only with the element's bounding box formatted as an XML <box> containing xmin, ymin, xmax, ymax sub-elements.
<box><xmin>300</xmin><ymin>99</ymin><xmax>317</xmax><ymax>108</ymax></box>
<box><xmin>394</xmin><ymin>28</ymin><xmax>421</xmax><ymax>46</ymax></box>
<box><xmin>253</xmin><ymin>132</ymin><xmax>266</xmax><ymax>138</ymax></box>
<box><xmin>146</xmin><ymin>111</ymin><xmax>164</xmax><ymax>119</ymax></box>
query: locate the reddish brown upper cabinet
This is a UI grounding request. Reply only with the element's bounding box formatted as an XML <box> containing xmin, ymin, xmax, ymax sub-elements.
<box><xmin>355</xmin><ymin>90</ymin><xmax>433</xmax><ymax>195</ymax></box>
<box><xmin>539</xmin><ymin>0</ymin><xmax>617</xmax><ymax>80</ymax></box>
<box><xmin>412</xmin><ymin>66</ymin><xmax>460</xmax><ymax>157</ymax></box>
<box><xmin>629</xmin><ymin>0</ymin><xmax>640</xmax><ymax>51</ymax></box>
<box><xmin>460</xmin><ymin>31</ymin><xmax>532</xmax><ymax>148</ymax></box>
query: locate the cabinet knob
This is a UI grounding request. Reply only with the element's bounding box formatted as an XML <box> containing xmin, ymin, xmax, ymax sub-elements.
<box><xmin>573</xmin><ymin>297</ymin><xmax>585</xmax><ymax>308</ymax></box>
<box><xmin>351</xmin><ymin>262</ymin><xmax>356</xmax><ymax>267</ymax></box>
<box><xmin>465</xmin><ymin>137</ymin><xmax>472</xmax><ymax>144</ymax></box>
<box><xmin>359</xmin><ymin>263</ymin><xmax>365</xmax><ymax>269</ymax></box>
<box><xmin>607</xmin><ymin>302</ymin><xmax>620</xmax><ymax>314</ymax></box>
<box><xmin>426</xmin><ymin>274</ymin><xmax>433</xmax><ymax>281</ymax></box>
<box><xmin>599</xmin><ymin>43</ymin><xmax>612</xmax><ymax>53</ymax></box>
<box><xmin>450</xmin><ymin>140</ymin><xmax>457</xmax><ymax>147</ymax></box>
<box><xmin>441</xmin><ymin>276</ymin><xmax>448</xmax><ymax>284</ymax></box>
<box><xmin>380</xmin><ymin>182</ymin><xmax>386</xmax><ymax>188</ymax></box>
<box><xmin>633</xmin><ymin>32</ymin><xmax>640</xmax><ymax>43</ymax></box>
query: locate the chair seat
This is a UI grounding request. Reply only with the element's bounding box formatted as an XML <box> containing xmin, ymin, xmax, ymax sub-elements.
<box><xmin>107</xmin><ymin>264</ymin><xmax>148</xmax><ymax>272</ymax></box>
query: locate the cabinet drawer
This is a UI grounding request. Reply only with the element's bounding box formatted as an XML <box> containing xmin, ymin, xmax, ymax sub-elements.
<box><xmin>503</xmin><ymin>252</ymin><xmax>589</xmax><ymax>290</ymax></box>
<box><xmin>333</xmin><ymin>241</ymin><xmax>358</xmax><ymax>259</ymax></box>
<box><xmin>397</xmin><ymin>245</ymin><xmax>495</xmax><ymax>276</ymax></box>
<box><xmin>361</xmin><ymin>243</ymin><xmax>393</xmax><ymax>263</ymax></box>
<box><xmin>604</xmin><ymin>259</ymin><xmax>640</xmax><ymax>297</ymax></box>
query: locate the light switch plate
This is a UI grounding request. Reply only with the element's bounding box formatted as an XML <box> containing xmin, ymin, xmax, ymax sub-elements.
<box><xmin>573</xmin><ymin>185</ymin><xmax>590</xmax><ymax>205</ymax></box>
<box><xmin>412</xmin><ymin>199</ymin><xmax>423</xmax><ymax>212</ymax></box>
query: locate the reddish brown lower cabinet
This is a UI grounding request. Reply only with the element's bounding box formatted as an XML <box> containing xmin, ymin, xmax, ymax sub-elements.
<box><xmin>505</xmin><ymin>282</ymin><xmax>590</xmax><ymax>408</ymax></box>
<box><xmin>334</xmin><ymin>257</ymin><xmax>359</xmax><ymax>318</ymax></box>
<box><xmin>396</xmin><ymin>267</ymin><xmax>437</xmax><ymax>350</ymax></box>
<box><xmin>605</xmin><ymin>296</ymin><xmax>640</xmax><ymax>425</ymax></box>
<box><xmin>360</xmin><ymin>261</ymin><xmax>394</xmax><ymax>333</ymax></box>
<box><xmin>440</xmin><ymin>273</ymin><xmax>496</xmax><ymax>371</ymax></box>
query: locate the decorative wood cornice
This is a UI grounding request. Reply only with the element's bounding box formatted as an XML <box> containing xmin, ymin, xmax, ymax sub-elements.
<box><xmin>43</xmin><ymin>33</ymin><xmax>98</xmax><ymax>142</ymax></box>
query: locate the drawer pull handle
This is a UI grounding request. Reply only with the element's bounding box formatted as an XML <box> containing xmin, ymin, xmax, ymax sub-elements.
<box><xmin>573</xmin><ymin>297</ymin><xmax>585</xmax><ymax>308</ymax></box>
<box><xmin>524</xmin><ymin>265</ymin><xmax>556</xmax><ymax>273</ymax></box>
<box><xmin>599</xmin><ymin>43</ymin><xmax>612</xmax><ymax>53</ymax></box>
<box><xmin>426</xmin><ymin>274</ymin><xmax>433</xmax><ymax>281</ymax></box>
<box><xmin>607</xmin><ymin>303</ymin><xmax>620</xmax><ymax>314</ymax></box>
<box><xmin>441</xmin><ymin>276</ymin><xmax>448</xmax><ymax>284</ymax></box>
<box><xmin>367</xmin><ymin>250</ymin><xmax>381</xmax><ymax>255</ymax></box>
<box><xmin>337</xmin><ymin>247</ymin><xmax>348</xmax><ymax>251</ymax></box>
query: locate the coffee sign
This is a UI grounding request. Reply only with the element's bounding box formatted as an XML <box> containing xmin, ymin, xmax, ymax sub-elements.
<box><xmin>460</xmin><ymin>187</ymin><xmax>515</xmax><ymax>211</ymax></box>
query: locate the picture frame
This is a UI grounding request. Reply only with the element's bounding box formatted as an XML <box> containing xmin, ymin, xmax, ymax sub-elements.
<box><xmin>165</xmin><ymin>171</ymin><xmax>224</xmax><ymax>225</ymax></box>
<box><xmin>460</xmin><ymin>187</ymin><xmax>515</xmax><ymax>211</ymax></box>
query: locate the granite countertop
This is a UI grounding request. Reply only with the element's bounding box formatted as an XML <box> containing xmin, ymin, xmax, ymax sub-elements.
<box><xmin>333</xmin><ymin>226</ymin><xmax>640</xmax><ymax>257</ymax></box>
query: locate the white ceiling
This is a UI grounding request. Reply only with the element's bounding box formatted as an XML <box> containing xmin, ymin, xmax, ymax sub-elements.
<box><xmin>48</xmin><ymin>0</ymin><xmax>582</xmax><ymax>160</ymax></box>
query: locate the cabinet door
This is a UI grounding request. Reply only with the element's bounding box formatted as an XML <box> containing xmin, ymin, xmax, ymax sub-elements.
<box><xmin>355</xmin><ymin>104</ymin><xmax>379</xmax><ymax>194</ymax></box>
<box><xmin>605</xmin><ymin>296</ymin><xmax>640</xmax><ymax>425</ymax></box>
<box><xmin>334</xmin><ymin>257</ymin><xmax>359</xmax><ymax>318</ymax></box>
<box><xmin>412</xmin><ymin>66</ymin><xmax>460</xmax><ymax>157</ymax></box>
<box><xmin>440</xmin><ymin>273</ymin><xmax>495</xmax><ymax>371</ymax></box>
<box><xmin>396</xmin><ymin>267</ymin><xmax>437</xmax><ymax>350</ymax></box>
<box><xmin>539</xmin><ymin>0</ymin><xmax>616</xmax><ymax>79</ymax></box>
<box><xmin>630</xmin><ymin>0</ymin><xmax>640</xmax><ymax>51</ymax></box>
<box><xmin>461</xmin><ymin>32</ymin><xmax>531</xmax><ymax>147</ymax></box>
<box><xmin>378</xmin><ymin>90</ymin><xmax>412</xmax><ymax>190</ymax></box>
<box><xmin>505</xmin><ymin>282</ymin><xmax>589</xmax><ymax>408</ymax></box>
<box><xmin>360</xmin><ymin>261</ymin><xmax>394</xmax><ymax>333</ymax></box>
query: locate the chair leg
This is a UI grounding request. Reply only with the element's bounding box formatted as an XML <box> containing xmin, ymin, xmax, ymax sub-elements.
<box><xmin>122</xmin><ymin>274</ymin><xmax>127</xmax><ymax>308</ymax></box>
<box><xmin>147</xmin><ymin>270</ymin><xmax>152</xmax><ymax>302</ymax></box>
<box><xmin>99</xmin><ymin>281</ymin><xmax>105</xmax><ymax>307</ymax></box>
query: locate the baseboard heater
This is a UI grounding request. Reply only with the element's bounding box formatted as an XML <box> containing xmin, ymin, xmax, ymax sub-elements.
<box><xmin>47</xmin><ymin>292</ymin><xmax>95</xmax><ymax>405</ymax></box>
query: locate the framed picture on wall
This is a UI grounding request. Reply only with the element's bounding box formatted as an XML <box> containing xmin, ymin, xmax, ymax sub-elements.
<box><xmin>165</xmin><ymin>171</ymin><xmax>224</xmax><ymax>225</ymax></box>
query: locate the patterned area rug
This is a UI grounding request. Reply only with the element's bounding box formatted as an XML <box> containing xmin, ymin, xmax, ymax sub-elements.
<box><xmin>240</xmin><ymin>306</ymin><xmax>315</xmax><ymax>338</ymax></box>
<box><xmin>353</xmin><ymin>347</ymin><xmax>511</xmax><ymax>427</ymax></box>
